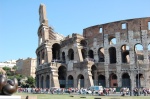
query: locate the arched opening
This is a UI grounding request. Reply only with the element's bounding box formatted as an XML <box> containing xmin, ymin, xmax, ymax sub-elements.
<box><xmin>38</xmin><ymin>53</ymin><xmax>40</xmax><ymax>65</ymax></box>
<box><xmin>58</xmin><ymin>66</ymin><xmax>67</xmax><ymax>88</ymax></box>
<box><xmin>136</xmin><ymin>73</ymin><xmax>144</xmax><ymax>88</ymax></box>
<box><xmin>121</xmin><ymin>45</ymin><xmax>130</xmax><ymax>63</ymax></box>
<box><xmin>134</xmin><ymin>44</ymin><xmax>144</xmax><ymax>62</ymax></box>
<box><xmin>52</xmin><ymin>43</ymin><xmax>61</xmax><ymax>60</ymax></box>
<box><xmin>81</xmin><ymin>49</ymin><xmax>86</xmax><ymax>60</ymax></box>
<box><xmin>122</xmin><ymin>73</ymin><xmax>130</xmax><ymax>88</ymax></box>
<box><xmin>46</xmin><ymin>75</ymin><xmax>50</xmax><ymax>88</ymax></box>
<box><xmin>109</xmin><ymin>73</ymin><xmax>117</xmax><ymax>87</ymax></box>
<box><xmin>98</xmin><ymin>75</ymin><xmax>106</xmax><ymax>87</ymax></box>
<box><xmin>109</xmin><ymin>37</ymin><xmax>116</xmax><ymax>45</ymax></box>
<box><xmin>91</xmin><ymin>65</ymin><xmax>97</xmax><ymax>85</ymax></box>
<box><xmin>68</xmin><ymin>49</ymin><xmax>74</xmax><ymax>60</ymax></box>
<box><xmin>41</xmin><ymin>76</ymin><xmax>44</xmax><ymax>88</ymax></box>
<box><xmin>98</xmin><ymin>47</ymin><xmax>105</xmax><ymax>62</ymax></box>
<box><xmin>109</xmin><ymin>47</ymin><xmax>116</xmax><ymax>63</ymax></box>
<box><xmin>77</xmin><ymin>74</ymin><xmax>84</xmax><ymax>88</ymax></box>
<box><xmin>68</xmin><ymin>75</ymin><xmax>74</xmax><ymax>88</ymax></box>
<box><xmin>62</xmin><ymin>52</ymin><xmax>66</xmax><ymax>63</ymax></box>
<box><xmin>80</xmin><ymin>40</ymin><xmax>87</xmax><ymax>47</ymax></box>
<box><xmin>88</xmin><ymin>50</ymin><xmax>94</xmax><ymax>59</ymax></box>
<box><xmin>41</xmin><ymin>51</ymin><xmax>45</xmax><ymax>64</ymax></box>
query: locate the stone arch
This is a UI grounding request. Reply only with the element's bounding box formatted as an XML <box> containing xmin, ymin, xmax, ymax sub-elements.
<box><xmin>122</xmin><ymin>73</ymin><xmax>130</xmax><ymax>88</ymax></box>
<box><xmin>80</xmin><ymin>40</ymin><xmax>87</xmax><ymax>47</ymax></box>
<box><xmin>109</xmin><ymin>73</ymin><xmax>118</xmax><ymax>87</ymax></box>
<box><xmin>91</xmin><ymin>65</ymin><xmax>97</xmax><ymax>85</ymax></box>
<box><xmin>121</xmin><ymin>45</ymin><xmax>130</xmax><ymax>63</ymax></box>
<box><xmin>136</xmin><ymin>73</ymin><xmax>144</xmax><ymax>88</ymax></box>
<box><xmin>68</xmin><ymin>49</ymin><xmax>74</xmax><ymax>60</ymax></box>
<box><xmin>98</xmin><ymin>75</ymin><xmax>106</xmax><ymax>87</ymax></box>
<box><xmin>77</xmin><ymin>74</ymin><xmax>84</xmax><ymax>88</ymax></box>
<box><xmin>42</xmin><ymin>51</ymin><xmax>44</xmax><ymax>59</ymax></box>
<box><xmin>52</xmin><ymin>43</ymin><xmax>61</xmax><ymax>60</ymax></box>
<box><xmin>68</xmin><ymin>75</ymin><xmax>74</xmax><ymax>88</ymax></box>
<box><xmin>58</xmin><ymin>66</ymin><xmax>67</xmax><ymax>88</ymax></box>
<box><xmin>98</xmin><ymin>47</ymin><xmax>105</xmax><ymax>62</ymax></box>
<box><xmin>88</xmin><ymin>49</ymin><xmax>94</xmax><ymax>59</ymax></box>
<box><xmin>62</xmin><ymin>51</ymin><xmax>66</xmax><ymax>63</ymax></box>
<box><xmin>109</xmin><ymin>47</ymin><xmax>116</xmax><ymax>63</ymax></box>
<box><xmin>46</xmin><ymin>75</ymin><xmax>50</xmax><ymax>88</ymax></box>
<box><xmin>134</xmin><ymin>44</ymin><xmax>144</xmax><ymax>62</ymax></box>
<box><xmin>109</xmin><ymin>36</ymin><xmax>116</xmax><ymax>45</ymax></box>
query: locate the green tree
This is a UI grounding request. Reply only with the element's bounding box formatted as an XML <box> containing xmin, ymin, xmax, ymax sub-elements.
<box><xmin>12</xmin><ymin>65</ymin><xmax>17</xmax><ymax>74</ymax></box>
<box><xmin>26</xmin><ymin>76</ymin><xmax>35</xmax><ymax>88</ymax></box>
<box><xmin>12</xmin><ymin>66</ymin><xmax>17</xmax><ymax>70</ymax></box>
<box><xmin>2</xmin><ymin>66</ymin><xmax>11</xmax><ymax>71</ymax></box>
<box><xmin>2</xmin><ymin>66</ymin><xmax>11</xmax><ymax>76</ymax></box>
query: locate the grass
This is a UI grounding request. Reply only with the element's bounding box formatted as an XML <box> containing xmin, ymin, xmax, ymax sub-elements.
<box><xmin>14</xmin><ymin>93</ymin><xmax>150</xmax><ymax>99</ymax></box>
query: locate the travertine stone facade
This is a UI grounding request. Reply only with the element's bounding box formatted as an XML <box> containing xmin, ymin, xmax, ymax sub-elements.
<box><xmin>16</xmin><ymin>58</ymin><xmax>36</xmax><ymax>78</ymax></box>
<box><xmin>36</xmin><ymin>4</ymin><xmax>150</xmax><ymax>92</ymax></box>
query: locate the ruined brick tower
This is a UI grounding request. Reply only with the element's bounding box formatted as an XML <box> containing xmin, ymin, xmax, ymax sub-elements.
<box><xmin>36</xmin><ymin>4</ymin><xmax>150</xmax><ymax>92</ymax></box>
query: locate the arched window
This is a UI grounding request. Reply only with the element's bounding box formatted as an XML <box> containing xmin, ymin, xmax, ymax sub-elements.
<box><xmin>121</xmin><ymin>45</ymin><xmax>130</xmax><ymax>63</ymax></box>
<box><xmin>68</xmin><ymin>49</ymin><xmax>74</xmax><ymax>60</ymax></box>
<box><xmin>80</xmin><ymin>40</ymin><xmax>87</xmax><ymax>47</ymax></box>
<box><xmin>109</xmin><ymin>47</ymin><xmax>116</xmax><ymax>63</ymax></box>
<box><xmin>109</xmin><ymin>37</ymin><xmax>116</xmax><ymax>45</ymax></box>
<box><xmin>88</xmin><ymin>50</ymin><xmax>94</xmax><ymax>59</ymax></box>
<box><xmin>52</xmin><ymin>43</ymin><xmax>61</xmax><ymax>60</ymax></box>
<box><xmin>58</xmin><ymin>66</ymin><xmax>67</xmax><ymax>88</ymax></box>
<box><xmin>98</xmin><ymin>48</ymin><xmax>105</xmax><ymax>62</ymax></box>
<box><xmin>134</xmin><ymin>44</ymin><xmax>144</xmax><ymax>61</ymax></box>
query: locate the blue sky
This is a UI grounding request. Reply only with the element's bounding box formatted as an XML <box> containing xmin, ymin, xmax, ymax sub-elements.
<box><xmin>0</xmin><ymin>0</ymin><xmax>150</xmax><ymax>62</ymax></box>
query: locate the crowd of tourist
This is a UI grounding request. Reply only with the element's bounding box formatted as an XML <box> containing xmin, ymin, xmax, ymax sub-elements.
<box><xmin>17</xmin><ymin>87</ymin><xmax>150</xmax><ymax>96</ymax></box>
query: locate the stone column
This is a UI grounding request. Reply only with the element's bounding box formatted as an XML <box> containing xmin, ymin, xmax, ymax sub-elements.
<box><xmin>39</xmin><ymin>74</ymin><xmax>41</xmax><ymax>88</ymax></box>
<box><xmin>46</xmin><ymin>46</ymin><xmax>52</xmax><ymax>63</ymax></box>
<box><xmin>74</xmin><ymin>78</ymin><xmax>77</xmax><ymax>88</ymax></box>
<box><xmin>116</xmin><ymin>48</ymin><xmax>121</xmax><ymax>64</ymax></box>
<box><xmin>130</xmin><ymin>72</ymin><xmax>135</xmax><ymax>96</ymax></box>
<box><xmin>94</xmin><ymin>70</ymin><xmax>98</xmax><ymax>85</ymax></box>
<box><xmin>86</xmin><ymin>68</ymin><xmax>94</xmax><ymax>87</ymax></box>
<box><xmin>51</xmin><ymin>66</ymin><xmax>60</xmax><ymax>87</ymax></box>
<box><xmin>141</xmin><ymin>30</ymin><xmax>149</xmax><ymax>64</ymax></box>
<box><xmin>49</xmin><ymin>73</ymin><xmax>51</xmax><ymax>88</ymax></box>
<box><xmin>105</xmin><ymin>66</ymin><xmax>109</xmax><ymax>87</ymax></box>
<box><xmin>43</xmin><ymin>74</ymin><xmax>46</xmax><ymax>88</ymax></box>
<box><xmin>129</xmin><ymin>45</ymin><xmax>136</xmax><ymax>65</ymax></box>
<box><xmin>94</xmin><ymin>50</ymin><xmax>99</xmax><ymax>62</ymax></box>
<box><xmin>117</xmin><ymin>72</ymin><xmax>122</xmax><ymax>87</ymax></box>
<box><xmin>76</xmin><ymin>47</ymin><xmax>83</xmax><ymax>62</ymax></box>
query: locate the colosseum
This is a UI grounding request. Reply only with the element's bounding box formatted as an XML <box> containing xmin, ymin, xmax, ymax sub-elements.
<box><xmin>36</xmin><ymin>4</ymin><xmax>150</xmax><ymax>91</ymax></box>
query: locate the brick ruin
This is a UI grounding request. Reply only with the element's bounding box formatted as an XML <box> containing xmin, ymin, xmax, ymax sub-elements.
<box><xmin>35</xmin><ymin>4</ymin><xmax>150</xmax><ymax>91</ymax></box>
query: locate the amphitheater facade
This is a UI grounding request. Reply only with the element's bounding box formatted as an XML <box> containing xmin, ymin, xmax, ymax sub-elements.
<box><xmin>35</xmin><ymin>4</ymin><xmax>150</xmax><ymax>91</ymax></box>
